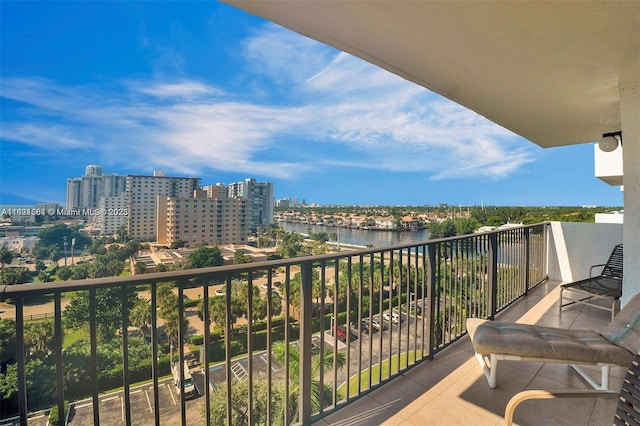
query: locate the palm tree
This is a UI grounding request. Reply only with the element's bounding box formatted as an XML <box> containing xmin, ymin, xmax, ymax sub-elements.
<box><xmin>129</xmin><ymin>298</ymin><xmax>151</xmax><ymax>337</ymax></box>
<box><xmin>272</xmin><ymin>340</ymin><xmax>346</xmax><ymax>423</ymax></box>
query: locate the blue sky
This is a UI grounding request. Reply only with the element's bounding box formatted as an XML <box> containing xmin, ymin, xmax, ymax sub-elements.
<box><xmin>0</xmin><ymin>2</ymin><xmax>623</xmax><ymax>207</ymax></box>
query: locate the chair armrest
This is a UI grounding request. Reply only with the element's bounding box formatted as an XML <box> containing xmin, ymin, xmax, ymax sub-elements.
<box><xmin>589</xmin><ymin>263</ymin><xmax>606</xmax><ymax>278</ymax></box>
<box><xmin>504</xmin><ymin>389</ymin><xmax>617</xmax><ymax>426</ymax></box>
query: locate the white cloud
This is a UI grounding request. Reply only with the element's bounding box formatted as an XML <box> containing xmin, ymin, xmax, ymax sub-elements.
<box><xmin>0</xmin><ymin>23</ymin><xmax>538</xmax><ymax>183</ymax></box>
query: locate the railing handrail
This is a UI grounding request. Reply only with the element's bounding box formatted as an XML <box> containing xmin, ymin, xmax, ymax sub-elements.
<box><xmin>1</xmin><ymin>222</ymin><xmax>550</xmax><ymax>425</ymax></box>
<box><xmin>1</xmin><ymin>222</ymin><xmax>549</xmax><ymax>299</ymax></box>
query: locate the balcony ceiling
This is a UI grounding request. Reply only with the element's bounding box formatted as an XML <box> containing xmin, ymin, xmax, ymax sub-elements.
<box><xmin>223</xmin><ymin>1</ymin><xmax>639</xmax><ymax>148</ymax></box>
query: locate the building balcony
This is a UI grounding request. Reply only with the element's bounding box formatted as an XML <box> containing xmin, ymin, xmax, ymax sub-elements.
<box><xmin>0</xmin><ymin>221</ymin><xmax>626</xmax><ymax>425</ymax></box>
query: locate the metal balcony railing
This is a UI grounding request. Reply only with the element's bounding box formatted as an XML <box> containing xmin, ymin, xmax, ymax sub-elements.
<box><xmin>0</xmin><ymin>223</ymin><xmax>548</xmax><ymax>425</ymax></box>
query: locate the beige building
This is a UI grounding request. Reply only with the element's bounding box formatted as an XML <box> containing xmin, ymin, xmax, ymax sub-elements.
<box><xmin>127</xmin><ymin>173</ymin><xmax>201</xmax><ymax>242</ymax></box>
<box><xmin>157</xmin><ymin>190</ymin><xmax>249</xmax><ymax>246</ymax></box>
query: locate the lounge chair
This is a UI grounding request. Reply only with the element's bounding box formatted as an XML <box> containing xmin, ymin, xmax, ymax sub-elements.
<box><xmin>559</xmin><ymin>243</ymin><xmax>623</xmax><ymax>320</ymax></box>
<box><xmin>504</xmin><ymin>350</ymin><xmax>640</xmax><ymax>425</ymax></box>
<box><xmin>467</xmin><ymin>290</ymin><xmax>640</xmax><ymax>392</ymax></box>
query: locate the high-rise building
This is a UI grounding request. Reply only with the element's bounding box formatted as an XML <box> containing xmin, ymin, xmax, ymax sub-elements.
<box><xmin>127</xmin><ymin>174</ymin><xmax>201</xmax><ymax>241</ymax></box>
<box><xmin>227</xmin><ymin>178</ymin><xmax>274</xmax><ymax>232</ymax></box>
<box><xmin>156</xmin><ymin>190</ymin><xmax>249</xmax><ymax>246</ymax></box>
<box><xmin>95</xmin><ymin>193</ymin><xmax>128</xmax><ymax>237</ymax></box>
<box><xmin>66</xmin><ymin>166</ymin><xmax>127</xmax><ymax>210</ymax></box>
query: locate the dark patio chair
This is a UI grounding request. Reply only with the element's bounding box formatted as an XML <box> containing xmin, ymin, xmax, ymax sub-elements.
<box><xmin>559</xmin><ymin>243</ymin><xmax>623</xmax><ymax>320</ymax></box>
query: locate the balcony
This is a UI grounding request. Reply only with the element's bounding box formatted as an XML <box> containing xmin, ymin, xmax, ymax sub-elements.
<box><xmin>0</xmin><ymin>222</ymin><xmax>626</xmax><ymax>425</ymax></box>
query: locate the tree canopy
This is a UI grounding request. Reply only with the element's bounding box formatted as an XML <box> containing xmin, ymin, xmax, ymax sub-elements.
<box><xmin>189</xmin><ymin>246</ymin><xmax>224</xmax><ymax>268</ymax></box>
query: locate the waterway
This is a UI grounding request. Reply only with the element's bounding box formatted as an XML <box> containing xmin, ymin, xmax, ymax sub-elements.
<box><xmin>280</xmin><ymin>222</ymin><xmax>430</xmax><ymax>248</ymax></box>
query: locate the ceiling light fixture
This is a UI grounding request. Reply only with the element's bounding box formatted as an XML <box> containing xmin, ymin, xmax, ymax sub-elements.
<box><xmin>599</xmin><ymin>131</ymin><xmax>622</xmax><ymax>152</ymax></box>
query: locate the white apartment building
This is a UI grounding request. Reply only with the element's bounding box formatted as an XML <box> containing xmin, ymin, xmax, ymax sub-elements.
<box><xmin>227</xmin><ymin>178</ymin><xmax>274</xmax><ymax>232</ymax></box>
<box><xmin>66</xmin><ymin>165</ymin><xmax>127</xmax><ymax>210</ymax></box>
<box><xmin>94</xmin><ymin>193</ymin><xmax>128</xmax><ymax>236</ymax></box>
<box><xmin>156</xmin><ymin>190</ymin><xmax>249</xmax><ymax>246</ymax></box>
<box><xmin>127</xmin><ymin>173</ymin><xmax>201</xmax><ymax>242</ymax></box>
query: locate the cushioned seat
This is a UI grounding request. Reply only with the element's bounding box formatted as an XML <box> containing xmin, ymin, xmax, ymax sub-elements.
<box><xmin>467</xmin><ymin>291</ymin><xmax>640</xmax><ymax>391</ymax></box>
<box><xmin>469</xmin><ymin>319</ymin><xmax>633</xmax><ymax>367</ymax></box>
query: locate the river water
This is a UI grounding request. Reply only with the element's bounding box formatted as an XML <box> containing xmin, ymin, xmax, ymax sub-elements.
<box><xmin>280</xmin><ymin>222</ymin><xmax>430</xmax><ymax>248</ymax></box>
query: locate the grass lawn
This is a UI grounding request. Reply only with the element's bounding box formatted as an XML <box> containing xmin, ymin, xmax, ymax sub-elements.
<box><xmin>64</xmin><ymin>328</ymin><xmax>88</xmax><ymax>348</ymax></box>
<box><xmin>337</xmin><ymin>350</ymin><xmax>423</xmax><ymax>397</ymax></box>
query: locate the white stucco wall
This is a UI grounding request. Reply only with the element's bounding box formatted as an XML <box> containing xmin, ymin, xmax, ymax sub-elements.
<box><xmin>621</xmin><ymin>85</ymin><xmax>640</xmax><ymax>307</ymax></box>
<box><xmin>548</xmin><ymin>221</ymin><xmax>623</xmax><ymax>283</ymax></box>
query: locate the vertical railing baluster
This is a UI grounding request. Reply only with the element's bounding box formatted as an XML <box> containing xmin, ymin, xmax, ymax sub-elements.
<box><xmin>266</xmin><ymin>270</ymin><xmax>273</xmax><ymax>425</ymax></box>
<box><xmin>396</xmin><ymin>249</ymin><xmax>403</xmax><ymax>361</ymax></box>
<box><xmin>427</xmin><ymin>243</ymin><xmax>436</xmax><ymax>358</ymax></box>
<box><xmin>225</xmin><ymin>274</ymin><xmax>233</xmax><ymax>426</ymax></box>
<box><xmin>121</xmin><ymin>285</ymin><xmax>132</xmax><ymax>425</ymax></box>
<box><xmin>16</xmin><ymin>297</ymin><xmax>27</xmax><ymax>425</ymax></box>
<box><xmin>284</xmin><ymin>267</ymin><xmax>290</xmax><ymax>425</ymax></box>
<box><xmin>318</xmin><ymin>261</ymin><xmax>325</xmax><ymax>413</ymax></box>
<box><xmin>150</xmin><ymin>282</ymin><xmax>160</xmax><ymax>426</ymax></box>
<box><xmin>377</xmin><ymin>252</ymin><xmax>385</xmax><ymax>383</ymax></box>
<box><xmin>345</xmin><ymin>256</ymin><xmax>352</xmax><ymax>401</ymax></box>
<box><xmin>524</xmin><ymin>227</ymin><xmax>530</xmax><ymax>295</ymax></box>
<box><xmin>203</xmin><ymin>280</ymin><xmax>211</xmax><ymax>426</ymax></box>
<box><xmin>367</xmin><ymin>252</ymin><xmax>374</xmax><ymax>389</ymax></box>
<box><xmin>89</xmin><ymin>288</ymin><xmax>100</xmax><ymax>425</ymax></box>
<box><xmin>247</xmin><ymin>272</ymin><xmax>254</xmax><ymax>426</ymax></box>
<box><xmin>357</xmin><ymin>257</ymin><xmax>363</xmax><ymax>395</ymax></box>
<box><xmin>54</xmin><ymin>292</ymin><xmax>65</xmax><ymax>426</ymax></box>
<box><xmin>177</xmin><ymin>282</ymin><xmax>187</xmax><ymax>426</ymax></box>
<box><xmin>387</xmin><ymin>250</ymin><xmax>394</xmax><ymax>376</ymax></box>
<box><xmin>299</xmin><ymin>260</ymin><xmax>313</xmax><ymax>425</ymax></box>
<box><xmin>412</xmin><ymin>246</ymin><xmax>419</xmax><ymax>360</ymax></box>
<box><xmin>488</xmin><ymin>233</ymin><xmax>498</xmax><ymax>320</ymax></box>
<box><xmin>332</xmin><ymin>259</ymin><xmax>339</xmax><ymax>408</ymax></box>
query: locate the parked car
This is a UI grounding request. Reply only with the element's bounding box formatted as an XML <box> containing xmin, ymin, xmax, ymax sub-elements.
<box><xmin>359</xmin><ymin>319</ymin><xmax>375</xmax><ymax>334</ymax></box>
<box><xmin>371</xmin><ymin>317</ymin><xmax>386</xmax><ymax>331</ymax></box>
<box><xmin>172</xmin><ymin>361</ymin><xmax>197</xmax><ymax>398</ymax></box>
<box><xmin>333</xmin><ymin>325</ymin><xmax>355</xmax><ymax>342</ymax></box>
<box><xmin>383</xmin><ymin>310</ymin><xmax>401</xmax><ymax>324</ymax></box>
<box><xmin>214</xmin><ymin>288</ymin><xmax>226</xmax><ymax>296</ymax></box>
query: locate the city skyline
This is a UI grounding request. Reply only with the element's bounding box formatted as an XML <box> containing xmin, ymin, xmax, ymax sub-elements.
<box><xmin>0</xmin><ymin>2</ymin><xmax>623</xmax><ymax>208</ymax></box>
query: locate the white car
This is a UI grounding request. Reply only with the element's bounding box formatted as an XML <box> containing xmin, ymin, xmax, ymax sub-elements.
<box><xmin>383</xmin><ymin>310</ymin><xmax>401</xmax><ymax>324</ymax></box>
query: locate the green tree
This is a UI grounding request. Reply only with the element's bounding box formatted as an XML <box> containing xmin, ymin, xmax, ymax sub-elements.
<box><xmin>272</xmin><ymin>341</ymin><xmax>345</xmax><ymax>422</ymax></box>
<box><xmin>56</xmin><ymin>266</ymin><xmax>73</xmax><ymax>281</ymax></box>
<box><xmin>455</xmin><ymin>218</ymin><xmax>479</xmax><ymax>235</ymax></box>
<box><xmin>204</xmin><ymin>378</ymin><xmax>285</xmax><ymax>425</ymax></box>
<box><xmin>35</xmin><ymin>224</ymin><xmax>90</xmax><ymax>253</ymax></box>
<box><xmin>0</xmin><ymin>249</ymin><xmax>14</xmax><ymax>268</ymax></box>
<box><xmin>276</xmin><ymin>232</ymin><xmax>304</xmax><ymax>258</ymax></box>
<box><xmin>63</xmin><ymin>286</ymin><xmax>137</xmax><ymax>342</ymax></box>
<box><xmin>37</xmin><ymin>270</ymin><xmax>52</xmax><ymax>282</ymax></box>
<box><xmin>134</xmin><ymin>261</ymin><xmax>147</xmax><ymax>275</ymax></box>
<box><xmin>170</xmin><ymin>239</ymin><xmax>186</xmax><ymax>249</ymax></box>
<box><xmin>0</xmin><ymin>267</ymin><xmax>31</xmax><ymax>285</ymax></box>
<box><xmin>233</xmin><ymin>249</ymin><xmax>252</xmax><ymax>264</ymax></box>
<box><xmin>0</xmin><ymin>318</ymin><xmax>16</xmax><ymax>364</ymax></box>
<box><xmin>24</xmin><ymin>321</ymin><xmax>54</xmax><ymax>361</ymax></box>
<box><xmin>188</xmin><ymin>246</ymin><xmax>223</xmax><ymax>268</ymax></box>
<box><xmin>0</xmin><ymin>359</ymin><xmax>56</xmax><ymax>409</ymax></box>
<box><xmin>129</xmin><ymin>298</ymin><xmax>151</xmax><ymax>335</ymax></box>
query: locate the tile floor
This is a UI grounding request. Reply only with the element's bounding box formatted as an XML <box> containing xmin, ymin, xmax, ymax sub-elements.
<box><xmin>314</xmin><ymin>281</ymin><xmax>625</xmax><ymax>425</ymax></box>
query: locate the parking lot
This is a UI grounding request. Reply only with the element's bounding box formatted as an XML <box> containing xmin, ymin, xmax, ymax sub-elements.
<box><xmin>66</xmin><ymin>369</ymin><xmax>206</xmax><ymax>425</ymax></box>
<box><xmin>0</xmin><ymin>309</ymin><xmax>421</xmax><ymax>425</ymax></box>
